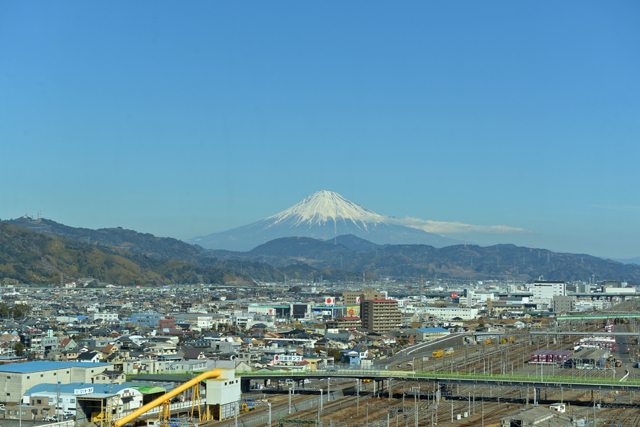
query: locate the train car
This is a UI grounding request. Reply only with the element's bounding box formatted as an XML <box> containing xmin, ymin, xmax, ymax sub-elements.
<box><xmin>241</xmin><ymin>399</ymin><xmax>256</xmax><ymax>413</ymax></box>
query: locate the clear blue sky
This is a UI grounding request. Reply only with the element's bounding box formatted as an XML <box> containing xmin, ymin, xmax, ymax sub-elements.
<box><xmin>1</xmin><ymin>1</ymin><xmax>639</xmax><ymax>259</ymax></box>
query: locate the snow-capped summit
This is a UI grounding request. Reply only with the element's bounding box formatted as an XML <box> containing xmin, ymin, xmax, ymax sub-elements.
<box><xmin>189</xmin><ymin>191</ymin><xmax>460</xmax><ymax>251</ymax></box>
<box><xmin>267</xmin><ymin>190</ymin><xmax>384</xmax><ymax>230</ymax></box>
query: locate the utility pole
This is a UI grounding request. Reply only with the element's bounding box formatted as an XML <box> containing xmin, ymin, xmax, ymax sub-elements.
<box><xmin>56</xmin><ymin>381</ymin><xmax>61</xmax><ymax>421</ymax></box>
<box><xmin>451</xmin><ymin>397</ymin><xmax>453</xmax><ymax>423</ymax></box>
<box><xmin>356</xmin><ymin>379</ymin><xmax>359</xmax><ymax>415</ymax></box>
<box><xmin>234</xmin><ymin>401</ymin><xmax>238</xmax><ymax>427</ymax></box>
<box><xmin>414</xmin><ymin>391</ymin><xmax>418</xmax><ymax>427</ymax></box>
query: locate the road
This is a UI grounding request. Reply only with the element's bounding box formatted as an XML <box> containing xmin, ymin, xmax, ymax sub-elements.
<box><xmin>376</xmin><ymin>333</ymin><xmax>465</xmax><ymax>368</ymax></box>
<box><xmin>0</xmin><ymin>419</ymin><xmax>42</xmax><ymax>427</ymax></box>
<box><xmin>612</xmin><ymin>322</ymin><xmax>638</xmax><ymax>378</ymax></box>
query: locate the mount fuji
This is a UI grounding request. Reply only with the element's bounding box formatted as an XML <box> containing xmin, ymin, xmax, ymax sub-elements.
<box><xmin>188</xmin><ymin>191</ymin><xmax>461</xmax><ymax>251</ymax></box>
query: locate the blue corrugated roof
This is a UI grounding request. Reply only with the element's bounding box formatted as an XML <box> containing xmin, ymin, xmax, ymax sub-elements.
<box><xmin>0</xmin><ymin>361</ymin><xmax>110</xmax><ymax>373</ymax></box>
<box><xmin>413</xmin><ymin>327</ymin><xmax>449</xmax><ymax>333</ymax></box>
<box><xmin>24</xmin><ymin>382</ymin><xmax>133</xmax><ymax>396</ymax></box>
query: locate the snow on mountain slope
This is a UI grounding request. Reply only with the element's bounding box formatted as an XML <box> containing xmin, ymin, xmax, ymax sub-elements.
<box><xmin>266</xmin><ymin>190</ymin><xmax>384</xmax><ymax>231</ymax></box>
<box><xmin>188</xmin><ymin>190</ymin><xmax>461</xmax><ymax>251</ymax></box>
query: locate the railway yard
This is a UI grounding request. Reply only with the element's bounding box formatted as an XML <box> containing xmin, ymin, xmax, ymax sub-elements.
<box><xmin>201</xmin><ymin>301</ymin><xmax>640</xmax><ymax>426</ymax></box>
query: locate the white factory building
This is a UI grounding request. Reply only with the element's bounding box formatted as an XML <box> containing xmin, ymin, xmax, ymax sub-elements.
<box><xmin>422</xmin><ymin>307</ymin><xmax>479</xmax><ymax>321</ymax></box>
<box><xmin>530</xmin><ymin>280</ymin><xmax>566</xmax><ymax>309</ymax></box>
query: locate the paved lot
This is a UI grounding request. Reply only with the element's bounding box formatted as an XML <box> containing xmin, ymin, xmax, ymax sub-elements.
<box><xmin>0</xmin><ymin>419</ymin><xmax>44</xmax><ymax>427</ymax></box>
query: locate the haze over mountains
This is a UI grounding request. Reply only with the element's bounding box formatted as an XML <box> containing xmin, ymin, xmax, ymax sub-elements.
<box><xmin>211</xmin><ymin>236</ymin><xmax>640</xmax><ymax>285</ymax></box>
<box><xmin>4</xmin><ymin>216</ymin><xmax>640</xmax><ymax>286</ymax></box>
<box><xmin>4</xmin><ymin>191</ymin><xmax>640</xmax><ymax>285</ymax></box>
<box><xmin>188</xmin><ymin>190</ymin><xmax>462</xmax><ymax>251</ymax></box>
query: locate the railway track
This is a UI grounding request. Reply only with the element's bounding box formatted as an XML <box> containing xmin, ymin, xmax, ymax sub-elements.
<box><xmin>225</xmin><ymin>305</ymin><xmax>640</xmax><ymax>426</ymax></box>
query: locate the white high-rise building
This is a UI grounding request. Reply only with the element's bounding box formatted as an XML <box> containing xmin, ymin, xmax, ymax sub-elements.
<box><xmin>530</xmin><ymin>281</ymin><xmax>566</xmax><ymax>309</ymax></box>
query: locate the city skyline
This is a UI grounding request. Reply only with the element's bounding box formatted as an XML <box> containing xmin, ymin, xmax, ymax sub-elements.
<box><xmin>1</xmin><ymin>2</ymin><xmax>639</xmax><ymax>259</ymax></box>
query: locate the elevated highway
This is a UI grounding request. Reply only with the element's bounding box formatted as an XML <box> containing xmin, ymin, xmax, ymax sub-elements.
<box><xmin>529</xmin><ymin>331</ymin><xmax>640</xmax><ymax>336</ymax></box>
<box><xmin>240</xmin><ymin>369</ymin><xmax>640</xmax><ymax>392</ymax></box>
<box><xmin>558</xmin><ymin>313</ymin><xmax>640</xmax><ymax>320</ymax></box>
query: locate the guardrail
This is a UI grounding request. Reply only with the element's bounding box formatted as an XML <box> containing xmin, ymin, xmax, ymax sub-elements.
<box><xmin>38</xmin><ymin>421</ymin><xmax>74</xmax><ymax>427</ymax></box>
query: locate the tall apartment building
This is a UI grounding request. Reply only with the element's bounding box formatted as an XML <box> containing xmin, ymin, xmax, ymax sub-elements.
<box><xmin>361</xmin><ymin>299</ymin><xmax>402</xmax><ymax>333</ymax></box>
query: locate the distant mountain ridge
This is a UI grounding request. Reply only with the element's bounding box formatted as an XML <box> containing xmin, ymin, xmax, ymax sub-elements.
<box><xmin>612</xmin><ymin>256</ymin><xmax>640</xmax><ymax>265</ymax></box>
<box><xmin>5</xmin><ymin>216</ymin><xmax>640</xmax><ymax>285</ymax></box>
<box><xmin>210</xmin><ymin>235</ymin><xmax>640</xmax><ymax>285</ymax></box>
<box><xmin>188</xmin><ymin>190</ymin><xmax>461</xmax><ymax>250</ymax></box>
<box><xmin>1</xmin><ymin>218</ymin><xmax>372</xmax><ymax>284</ymax></box>
<box><xmin>0</xmin><ymin>222</ymin><xmax>244</xmax><ymax>286</ymax></box>
<box><xmin>5</xmin><ymin>216</ymin><xmax>205</xmax><ymax>262</ymax></box>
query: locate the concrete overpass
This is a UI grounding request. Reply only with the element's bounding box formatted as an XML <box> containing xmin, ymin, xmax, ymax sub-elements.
<box><xmin>239</xmin><ymin>369</ymin><xmax>640</xmax><ymax>393</ymax></box>
<box><xmin>568</xmin><ymin>293</ymin><xmax>639</xmax><ymax>298</ymax></box>
<box><xmin>472</xmin><ymin>330</ymin><xmax>640</xmax><ymax>338</ymax></box>
<box><xmin>529</xmin><ymin>331</ymin><xmax>640</xmax><ymax>336</ymax></box>
<box><xmin>558</xmin><ymin>313</ymin><xmax>640</xmax><ymax>320</ymax></box>
<box><xmin>393</xmin><ymin>292</ymin><xmax>637</xmax><ymax>300</ymax></box>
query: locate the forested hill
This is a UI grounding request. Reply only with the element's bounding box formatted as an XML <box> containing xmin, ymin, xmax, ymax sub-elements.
<box><xmin>211</xmin><ymin>237</ymin><xmax>640</xmax><ymax>285</ymax></box>
<box><xmin>0</xmin><ymin>222</ymin><xmax>374</xmax><ymax>285</ymax></box>
<box><xmin>0</xmin><ymin>222</ymin><xmax>250</xmax><ymax>286</ymax></box>
<box><xmin>5</xmin><ymin>216</ymin><xmax>638</xmax><ymax>285</ymax></box>
<box><xmin>5</xmin><ymin>216</ymin><xmax>206</xmax><ymax>262</ymax></box>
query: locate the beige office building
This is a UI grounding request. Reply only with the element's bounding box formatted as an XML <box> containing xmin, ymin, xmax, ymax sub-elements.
<box><xmin>0</xmin><ymin>361</ymin><xmax>112</xmax><ymax>404</ymax></box>
<box><xmin>342</xmin><ymin>288</ymin><xmax>386</xmax><ymax>306</ymax></box>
